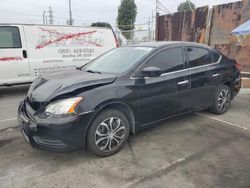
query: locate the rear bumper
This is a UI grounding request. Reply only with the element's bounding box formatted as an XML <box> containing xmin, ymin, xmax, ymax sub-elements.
<box><xmin>232</xmin><ymin>76</ymin><xmax>241</xmax><ymax>98</ymax></box>
<box><xmin>18</xmin><ymin>101</ymin><xmax>94</xmax><ymax>152</ymax></box>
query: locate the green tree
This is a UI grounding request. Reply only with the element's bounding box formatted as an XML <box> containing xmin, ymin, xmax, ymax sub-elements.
<box><xmin>117</xmin><ymin>0</ymin><xmax>137</xmax><ymax>39</ymax></box>
<box><xmin>91</xmin><ymin>22</ymin><xmax>112</xmax><ymax>28</ymax></box>
<box><xmin>177</xmin><ymin>0</ymin><xmax>195</xmax><ymax>12</ymax></box>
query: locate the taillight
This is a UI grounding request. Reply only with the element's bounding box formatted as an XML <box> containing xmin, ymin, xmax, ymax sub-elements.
<box><xmin>235</xmin><ymin>62</ymin><xmax>241</xmax><ymax>71</ymax></box>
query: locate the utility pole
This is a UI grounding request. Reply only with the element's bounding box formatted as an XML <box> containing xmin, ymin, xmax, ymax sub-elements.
<box><xmin>130</xmin><ymin>19</ymin><xmax>133</xmax><ymax>41</ymax></box>
<box><xmin>43</xmin><ymin>11</ymin><xmax>46</xmax><ymax>24</ymax></box>
<box><xmin>152</xmin><ymin>10</ymin><xmax>155</xmax><ymax>41</ymax></box>
<box><xmin>156</xmin><ymin>0</ymin><xmax>158</xmax><ymax>16</ymax></box>
<box><xmin>48</xmin><ymin>7</ymin><xmax>54</xmax><ymax>25</ymax></box>
<box><xmin>69</xmin><ymin>0</ymin><xmax>73</xmax><ymax>25</ymax></box>
<box><xmin>187</xmin><ymin>0</ymin><xmax>194</xmax><ymax>11</ymax></box>
<box><xmin>148</xmin><ymin>18</ymin><xmax>151</xmax><ymax>42</ymax></box>
<box><xmin>155</xmin><ymin>0</ymin><xmax>158</xmax><ymax>41</ymax></box>
<box><xmin>155</xmin><ymin>0</ymin><xmax>170</xmax><ymax>41</ymax></box>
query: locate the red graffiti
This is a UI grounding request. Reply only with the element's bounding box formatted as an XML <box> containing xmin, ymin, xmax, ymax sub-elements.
<box><xmin>38</xmin><ymin>27</ymin><xmax>62</xmax><ymax>35</ymax></box>
<box><xmin>0</xmin><ymin>57</ymin><xmax>23</xmax><ymax>61</ymax></box>
<box><xmin>36</xmin><ymin>29</ymin><xmax>102</xmax><ymax>49</ymax></box>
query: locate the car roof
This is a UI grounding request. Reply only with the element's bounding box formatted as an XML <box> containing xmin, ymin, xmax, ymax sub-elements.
<box><xmin>126</xmin><ymin>41</ymin><xmax>211</xmax><ymax>49</ymax></box>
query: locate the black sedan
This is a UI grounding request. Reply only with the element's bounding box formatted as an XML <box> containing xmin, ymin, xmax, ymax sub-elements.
<box><xmin>18</xmin><ymin>42</ymin><xmax>241</xmax><ymax>156</ymax></box>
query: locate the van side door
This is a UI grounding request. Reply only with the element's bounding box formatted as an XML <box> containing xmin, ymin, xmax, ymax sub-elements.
<box><xmin>0</xmin><ymin>26</ymin><xmax>30</xmax><ymax>85</ymax></box>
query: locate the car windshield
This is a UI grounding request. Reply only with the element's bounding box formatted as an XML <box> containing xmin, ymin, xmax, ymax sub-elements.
<box><xmin>82</xmin><ymin>47</ymin><xmax>154</xmax><ymax>74</ymax></box>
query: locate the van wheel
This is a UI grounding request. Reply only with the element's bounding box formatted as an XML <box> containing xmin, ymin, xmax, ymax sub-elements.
<box><xmin>87</xmin><ymin>109</ymin><xmax>130</xmax><ymax>157</ymax></box>
<box><xmin>210</xmin><ymin>85</ymin><xmax>232</xmax><ymax>115</ymax></box>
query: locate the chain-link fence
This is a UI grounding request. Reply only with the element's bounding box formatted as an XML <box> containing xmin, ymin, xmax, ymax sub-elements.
<box><xmin>115</xmin><ymin>25</ymin><xmax>155</xmax><ymax>46</ymax></box>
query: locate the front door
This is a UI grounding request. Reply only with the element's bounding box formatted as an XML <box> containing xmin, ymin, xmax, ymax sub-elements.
<box><xmin>131</xmin><ymin>47</ymin><xmax>190</xmax><ymax>125</ymax></box>
<box><xmin>0</xmin><ymin>26</ymin><xmax>30</xmax><ymax>85</ymax></box>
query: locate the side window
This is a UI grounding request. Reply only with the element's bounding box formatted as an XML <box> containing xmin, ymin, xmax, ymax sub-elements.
<box><xmin>142</xmin><ymin>47</ymin><xmax>184</xmax><ymax>74</ymax></box>
<box><xmin>187</xmin><ymin>47</ymin><xmax>212</xmax><ymax>68</ymax></box>
<box><xmin>0</xmin><ymin>27</ymin><xmax>21</xmax><ymax>48</ymax></box>
<box><xmin>211</xmin><ymin>49</ymin><xmax>221</xmax><ymax>63</ymax></box>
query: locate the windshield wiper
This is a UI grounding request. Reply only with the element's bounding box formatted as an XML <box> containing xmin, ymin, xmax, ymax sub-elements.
<box><xmin>86</xmin><ymin>70</ymin><xmax>102</xmax><ymax>74</ymax></box>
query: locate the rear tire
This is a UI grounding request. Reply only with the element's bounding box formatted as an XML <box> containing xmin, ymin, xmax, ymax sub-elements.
<box><xmin>87</xmin><ymin>109</ymin><xmax>130</xmax><ymax>157</ymax></box>
<box><xmin>210</xmin><ymin>85</ymin><xmax>232</xmax><ymax>115</ymax></box>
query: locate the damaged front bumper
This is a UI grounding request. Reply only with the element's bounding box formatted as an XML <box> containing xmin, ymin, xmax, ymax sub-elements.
<box><xmin>18</xmin><ymin>100</ymin><xmax>94</xmax><ymax>152</ymax></box>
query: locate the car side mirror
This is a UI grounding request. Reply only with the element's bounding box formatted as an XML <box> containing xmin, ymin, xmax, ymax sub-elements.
<box><xmin>141</xmin><ymin>67</ymin><xmax>162</xmax><ymax>78</ymax></box>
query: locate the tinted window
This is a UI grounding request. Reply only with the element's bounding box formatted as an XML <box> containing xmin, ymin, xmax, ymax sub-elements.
<box><xmin>0</xmin><ymin>27</ymin><xmax>21</xmax><ymax>48</ymax></box>
<box><xmin>211</xmin><ymin>49</ymin><xmax>221</xmax><ymax>62</ymax></box>
<box><xmin>142</xmin><ymin>47</ymin><xmax>184</xmax><ymax>74</ymax></box>
<box><xmin>187</xmin><ymin>47</ymin><xmax>212</xmax><ymax>67</ymax></box>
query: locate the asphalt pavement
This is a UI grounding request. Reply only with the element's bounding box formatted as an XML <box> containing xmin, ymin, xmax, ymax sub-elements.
<box><xmin>0</xmin><ymin>85</ymin><xmax>250</xmax><ymax>188</ymax></box>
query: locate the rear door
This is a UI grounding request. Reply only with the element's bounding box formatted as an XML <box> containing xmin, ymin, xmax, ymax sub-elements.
<box><xmin>0</xmin><ymin>26</ymin><xmax>30</xmax><ymax>85</ymax></box>
<box><xmin>186</xmin><ymin>46</ymin><xmax>222</xmax><ymax>110</ymax></box>
<box><xmin>132</xmin><ymin>47</ymin><xmax>190</xmax><ymax>125</ymax></box>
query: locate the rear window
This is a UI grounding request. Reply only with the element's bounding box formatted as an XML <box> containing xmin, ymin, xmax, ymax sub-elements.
<box><xmin>0</xmin><ymin>27</ymin><xmax>21</xmax><ymax>48</ymax></box>
<box><xmin>187</xmin><ymin>47</ymin><xmax>212</xmax><ymax>68</ymax></box>
<box><xmin>211</xmin><ymin>49</ymin><xmax>221</xmax><ymax>62</ymax></box>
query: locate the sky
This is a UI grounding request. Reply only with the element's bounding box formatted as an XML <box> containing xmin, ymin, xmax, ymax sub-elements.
<box><xmin>0</xmin><ymin>0</ymin><xmax>239</xmax><ymax>27</ymax></box>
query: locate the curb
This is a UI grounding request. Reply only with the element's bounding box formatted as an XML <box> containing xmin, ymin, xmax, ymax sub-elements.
<box><xmin>241</xmin><ymin>72</ymin><xmax>250</xmax><ymax>78</ymax></box>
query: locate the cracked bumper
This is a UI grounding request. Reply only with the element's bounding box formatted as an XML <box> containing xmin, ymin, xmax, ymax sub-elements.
<box><xmin>18</xmin><ymin>100</ymin><xmax>94</xmax><ymax>152</ymax></box>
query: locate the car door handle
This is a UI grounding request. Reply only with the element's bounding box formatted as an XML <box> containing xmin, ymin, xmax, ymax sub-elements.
<box><xmin>177</xmin><ymin>80</ymin><xmax>189</xmax><ymax>85</ymax></box>
<box><xmin>212</xmin><ymin>73</ymin><xmax>221</xmax><ymax>77</ymax></box>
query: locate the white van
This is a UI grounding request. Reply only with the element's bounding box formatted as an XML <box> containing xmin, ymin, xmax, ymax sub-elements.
<box><xmin>0</xmin><ymin>24</ymin><xmax>118</xmax><ymax>86</ymax></box>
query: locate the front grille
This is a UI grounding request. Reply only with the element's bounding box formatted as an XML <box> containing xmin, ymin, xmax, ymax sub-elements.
<box><xmin>29</xmin><ymin>102</ymin><xmax>44</xmax><ymax>111</ymax></box>
<box><xmin>26</xmin><ymin>97</ymin><xmax>45</xmax><ymax>111</ymax></box>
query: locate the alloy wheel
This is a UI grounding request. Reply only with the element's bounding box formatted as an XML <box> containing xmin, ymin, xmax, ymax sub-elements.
<box><xmin>217</xmin><ymin>88</ymin><xmax>231</xmax><ymax>112</ymax></box>
<box><xmin>95</xmin><ymin>117</ymin><xmax>125</xmax><ymax>152</ymax></box>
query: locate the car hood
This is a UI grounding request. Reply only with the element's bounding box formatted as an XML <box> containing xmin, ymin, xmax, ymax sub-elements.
<box><xmin>27</xmin><ymin>69</ymin><xmax>117</xmax><ymax>102</ymax></box>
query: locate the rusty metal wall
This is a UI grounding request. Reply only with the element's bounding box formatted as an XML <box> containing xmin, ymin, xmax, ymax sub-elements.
<box><xmin>156</xmin><ymin>6</ymin><xmax>208</xmax><ymax>43</ymax></box>
<box><xmin>156</xmin><ymin>0</ymin><xmax>250</xmax><ymax>73</ymax></box>
<box><xmin>209</xmin><ymin>0</ymin><xmax>250</xmax><ymax>46</ymax></box>
<box><xmin>156</xmin><ymin>0</ymin><xmax>250</xmax><ymax>45</ymax></box>
<box><xmin>209</xmin><ymin>0</ymin><xmax>250</xmax><ymax>72</ymax></box>
<box><xmin>216</xmin><ymin>44</ymin><xmax>250</xmax><ymax>72</ymax></box>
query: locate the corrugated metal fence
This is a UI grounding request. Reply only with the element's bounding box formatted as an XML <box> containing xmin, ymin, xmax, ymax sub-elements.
<box><xmin>156</xmin><ymin>6</ymin><xmax>209</xmax><ymax>43</ymax></box>
<box><xmin>156</xmin><ymin>0</ymin><xmax>250</xmax><ymax>73</ymax></box>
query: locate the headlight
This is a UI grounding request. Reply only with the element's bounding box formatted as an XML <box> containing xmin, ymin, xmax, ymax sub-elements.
<box><xmin>44</xmin><ymin>97</ymin><xmax>83</xmax><ymax>117</ymax></box>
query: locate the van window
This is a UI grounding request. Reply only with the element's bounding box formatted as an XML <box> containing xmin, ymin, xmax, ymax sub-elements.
<box><xmin>187</xmin><ymin>47</ymin><xmax>212</xmax><ymax>68</ymax></box>
<box><xmin>142</xmin><ymin>47</ymin><xmax>184</xmax><ymax>74</ymax></box>
<box><xmin>0</xmin><ymin>27</ymin><xmax>21</xmax><ymax>48</ymax></box>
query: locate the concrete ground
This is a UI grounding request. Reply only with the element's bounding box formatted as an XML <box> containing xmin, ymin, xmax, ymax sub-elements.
<box><xmin>0</xmin><ymin>85</ymin><xmax>250</xmax><ymax>188</ymax></box>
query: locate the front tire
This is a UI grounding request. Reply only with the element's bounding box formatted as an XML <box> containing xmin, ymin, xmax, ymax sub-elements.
<box><xmin>210</xmin><ymin>85</ymin><xmax>232</xmax><ymax>115</ymax></box>
<box><xmin>87</xmin><ymin>109</ymin><xmax>130</xmax><ymax>157</ymax></box>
